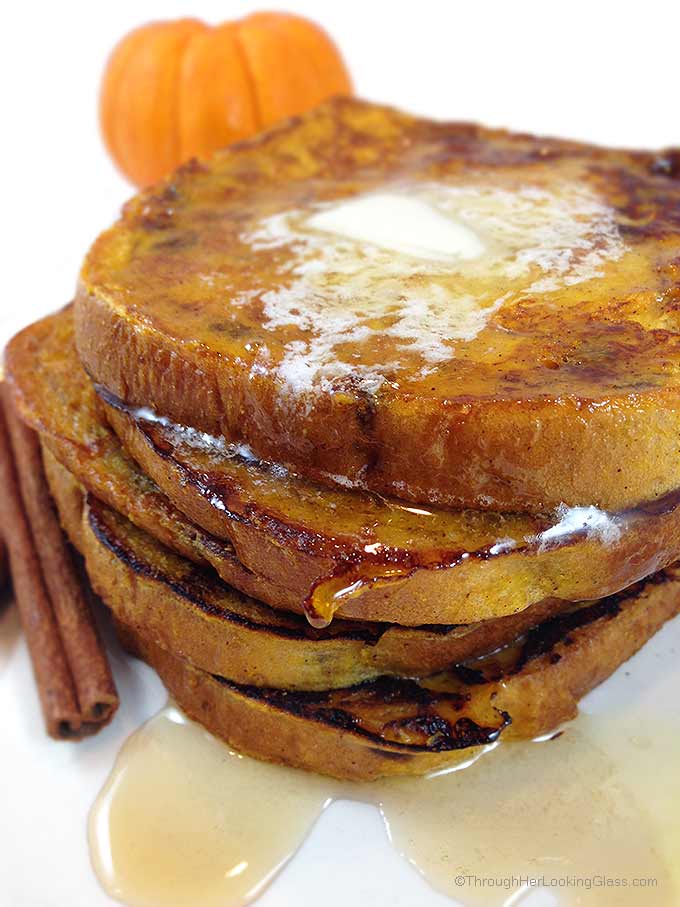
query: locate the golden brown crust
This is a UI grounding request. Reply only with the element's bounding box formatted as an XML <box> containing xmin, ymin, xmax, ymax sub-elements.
<box><xmin>495</xmin><ymin>570</ymin><xmax>680</xmax><ymax>736</ymax></box>
<box><xmin>44</xmin><ymin>447</ymin><xmax>585</xmax><ymax>687</ymax></box>
<box><xmin>5</xmin><ymin>309</ymin><xmax>298</xmax><ymax>608</ymax></box>
<box><xmin>117</xmin><ymin>620</ymin><xmax>508</xmax><ymax>780</ymax></box>
<box><xmin>76</xmin><ymin>97</ymin><xmax>680</xmax><ymax>513</ymax></box>
<box><xmin>116</xmin><ymin>567</ymin><xmax>680</xmax><ymax>779</ymax></box>
<box><xmin>10</xmin><ymin>308</ymin><xmax>680</xmax><ymax>626</ymax></box>
<box><xmin>106</xmin><ymin>401</ymin><xmax>680</xmax><ymax>623</ymax></box>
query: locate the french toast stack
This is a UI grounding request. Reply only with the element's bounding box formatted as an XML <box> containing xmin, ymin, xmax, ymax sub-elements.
<box><xmin>7</xmin><ymin>99</ymin><xmax>680</xmax><ymax>779</ymax></box>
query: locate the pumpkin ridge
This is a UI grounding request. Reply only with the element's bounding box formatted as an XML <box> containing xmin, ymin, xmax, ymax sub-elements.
<box><xmin>265</xmin><ymin>14</ymin><xmax>325</xmax><ymax>114</ymax></box>
<box><xmin>171</xmin><ymin>22</ymin><xmax>208</xmax><ymax>178</ymax></box>
<box><xmin>100</xmin><ymin>24</ymin><xmax>155</xmax><ymax>183</ymax></box>
<box><xmin>233</xmin><ymin>18</ymin><xmax>263</xmax><ymax>130</ymax></box>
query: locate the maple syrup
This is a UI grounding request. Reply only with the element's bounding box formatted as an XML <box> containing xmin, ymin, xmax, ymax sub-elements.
<box><xmin>90</xmin><ymin>703</ymin><xmax>680</xmax><ymax>907</ymax></box>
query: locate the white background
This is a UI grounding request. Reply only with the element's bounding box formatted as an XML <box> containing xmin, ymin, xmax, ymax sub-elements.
<box><xmin>1</xmin><ymin>1</ymin><xmax>679</xmax><ymax>905</ymax></box>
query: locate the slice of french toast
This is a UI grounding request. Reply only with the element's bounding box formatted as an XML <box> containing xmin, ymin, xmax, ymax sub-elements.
<box><xmin>105</xmin><ymin>397</ymin><xmax>680</xmax><ymax>626</ymax></box>
<box><xmin>9</xmin><ymin>308</ymin><xmax>680</xmax><ymax>626</ymax></box>
<box><xmin>113</xmin><ymin>566</ymin><xmax>680</xmax><ymax>779</ymax></box>
<box><xmin>44</xmin><ymin>447</ymin><xmax>594</xmax><ymax>688</ymax></box>
<box><xmin>76</xmin><ymin>97</ymin><xmax>680</xmax><ymax>513</ymax></box>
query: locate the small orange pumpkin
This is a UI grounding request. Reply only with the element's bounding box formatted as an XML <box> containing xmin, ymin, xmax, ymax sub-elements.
<box><xmin>100</xmin><ymin>12</ymin><xmax>353</xmax><ymax>187</ymax></box>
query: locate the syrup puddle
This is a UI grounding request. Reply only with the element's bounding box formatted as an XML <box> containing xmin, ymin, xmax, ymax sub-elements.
<box><xmin>90</xmin><ymin>704</ymin><xmax>680</xmax><ymax>907</ymax></box>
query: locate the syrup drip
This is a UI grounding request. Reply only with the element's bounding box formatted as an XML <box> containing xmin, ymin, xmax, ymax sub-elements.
<box><xmin>89</xmin><ymin>706</ymin><xmax>333</xmax><ymax>907</ymax></box>
<box><xmin>90</xmin><ymin>704</ymin><xmax>680</xmax><ymax>907</ymax></box>
<box><xmin>303</xmin><ymin>565</ymin><xmax>413</xmax><ymax>628</ymax></box>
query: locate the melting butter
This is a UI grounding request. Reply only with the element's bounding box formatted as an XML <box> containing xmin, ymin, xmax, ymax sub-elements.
<box><xmin>306</xmin><ymin>192</ymin><xmax>486</xmax><ymax>262</ymax></box>
<box><xmin>244</xmin><ymin>181</ymin><xmax>625</xmax><ymax>396</ymax></box>
<box><xmin>90</xmin><ymin>705</ymin><xmax>680</xmax><ymax>907</ymax></box>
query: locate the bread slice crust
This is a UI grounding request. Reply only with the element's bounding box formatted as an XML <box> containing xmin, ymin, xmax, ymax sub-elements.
<box><xmin>43</xmin><ymin>447</ymin><xmax>680</xmax><ymax>723</ymax></box>
<box><xmin>9</xmin><ymin>308</ymin><xmax>680</xmax><ymax>626</ymax></box>
<box><xmin>44</xmin><ymin>450</ymin><xmax>591</xmax><ymax>688</ymax></box>
<box><xmin>76</xmin><ymin>97</ymin><xmax>680</xmax><ymax>512</ymax></box>
<box><xmin>114</xmin><ymin>566</ymin><xmax>680</xmax><ymax>779</ymax></box>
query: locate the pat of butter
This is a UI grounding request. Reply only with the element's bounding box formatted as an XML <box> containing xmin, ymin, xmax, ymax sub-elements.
<box><xmin>306</xmin><ymin>192</ymin><xmax>485</xmax><ymax>262</ymax></box>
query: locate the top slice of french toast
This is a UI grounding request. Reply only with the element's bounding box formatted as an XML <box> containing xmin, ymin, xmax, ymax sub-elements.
<box><xmin>76</xmin><ymin>97</ymin><xmax>680</xmax><ymax>513</ymax></box>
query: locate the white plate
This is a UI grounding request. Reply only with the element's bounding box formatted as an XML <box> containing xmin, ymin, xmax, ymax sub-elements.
<box><xmin>3</xmin><ymin>3</ymin><xmax>680</xmax><ymax>903</ymax></box>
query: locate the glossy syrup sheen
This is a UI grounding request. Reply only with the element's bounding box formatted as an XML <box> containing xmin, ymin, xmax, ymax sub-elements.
<box><xmin>13</xmin><ymin>310</ymin><xmax>680</xmax><ymax>627</ymax></box>
<box><xmin>90</xmin><ymin>703</ymin><xmax>680</xmax><ymax>907</ymax></box>
<box><xmin>75</xmin><ymin>98</ymin><xmax>680</xmax><ymax>517</ymax></box>
<box><xmin>117</xmin><ymin>397</ymin><xmax>680</xmax><ymax>627</ymax></box>
<box><xmin>83</xmin><ymin>99</ymin><xmax>680</xmax><ymax>405</ymax></box>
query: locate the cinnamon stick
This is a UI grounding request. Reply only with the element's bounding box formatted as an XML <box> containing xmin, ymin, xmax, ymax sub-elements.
<box><xmin>0</xmin><ymin>386</ymin><xmax>118</xmax><ymax>738</ymax></box>
<box><xmin>0</xmin><ymin>537</ymin><xmax>7</xmax><ymax>594</ymax></box>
